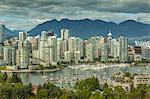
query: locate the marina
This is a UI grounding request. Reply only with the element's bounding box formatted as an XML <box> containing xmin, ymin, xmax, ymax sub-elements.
<box><xmin>19</xmin><ymin>65</ymin><xmax>150</xmax><ymax>87</ymax></box>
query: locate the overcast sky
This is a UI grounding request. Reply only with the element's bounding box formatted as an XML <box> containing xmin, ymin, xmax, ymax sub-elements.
<box><xmin>0</xmin><ymin>0</ymin><xmax>150</xmax><ymax>31</ymax></box>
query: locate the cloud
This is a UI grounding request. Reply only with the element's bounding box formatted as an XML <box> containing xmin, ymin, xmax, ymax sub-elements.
<box><xmin>0</xmin><ymin>0</ymin><xmax>149</xmax><ymax>30</ymax></box>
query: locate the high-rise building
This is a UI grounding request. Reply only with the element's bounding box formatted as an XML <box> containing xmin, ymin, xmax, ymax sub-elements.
<box><xmin>4</xmin><ymin>46</ymin><xmax>12</xmax><ymax>65</ymax></box>
<box><xmin>64</xmin><ymin>51</ymin><xmax>70</xmax><ymax>62</ymax></box>
<box><xmin>48</xmin><ymin>36</ymin><xmax>57</xmax><ymax>63</ymax></box>
<box><xmin>0</xmin><ymin>25</ymin><xmax>5</xmax><ymax>56</ymax></box>
<box><xmin>86</xmin><ymin>43</ymin><xmax>93</xmax><ymax>61</ymax></box>
<box><xmin>17</xmin><ymin>41</ymin><xmax>29</xmax><ymax>68</ymax></box>
<box><xmin>119</xmin><ymin>36</ymin><xmax>128</xmax><ymax>62</ymax></box>
<box><xmin>0</xmin><ymin>25</ymin><xmax>5</xmax><ymax>44</ymax></box>
<box><xmin>68</xmin><ymin>37</ymin><xmax>76</xmax><ymax>60</ymax></box>
<box><xmin>74</xmin><ymin>51</ymin><xmax>80</xmax><ymax>63</ymax></box>
<box><xmin>41</xmin><ymin>31</ymin><xmax>48</xmax><ymax>41</ymax></box>
<box><xmin>107</xmin><ymin>30</ymin><xmax>112</xmax><ymax>56</ymax></box>
<box><xmin>101</xmin><ymin>44</ymin><xmax>108</xmax><ymax>62</ymax></box>
<box><xmin>98</xmin><ymin>36</ymin><xmax>106</xmax><ymax>56</ymax></box>
<box><xmin>61</xmin><ymin>28</ymin><xmax>69</xmax><ymax>40</ymax></box>
<box><xmin>57</xmin><ymin>38</ymin><xmax>61</xmax><ymax>62</ymax></box>
<box><xmin>141</xmin><ymin>46</ymin><xmax>150</xmax><ymax>60</ymax></box>
<box><xmin>19</xmin><ymin>32</ymin><xmax>27</xmax><ymax>42</ymax></box>
<box><xmin>111</xmin><ymin>39</ymin><xmax>120</xmax><ymax>59</ymax></box>
<box><xmin>88</xmin><ymin>37</ymin><xmax>99</xmax><ymax>58</ymax></box>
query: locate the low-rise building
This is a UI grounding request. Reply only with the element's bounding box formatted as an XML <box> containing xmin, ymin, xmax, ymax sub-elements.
<box><xmin>134</xmin><ymin>73</ymin><xmax>150</xmax><ymax>87</ymax></box>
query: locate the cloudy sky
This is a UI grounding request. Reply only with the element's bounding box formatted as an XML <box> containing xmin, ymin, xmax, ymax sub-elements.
<box><xmin>0</xmin><ymin>0</ymin><xmax>150</xmax><ymax>31</ymax></box>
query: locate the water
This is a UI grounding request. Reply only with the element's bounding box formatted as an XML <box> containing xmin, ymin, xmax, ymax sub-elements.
<box><xmin>19</xmin><ymin>65</ymin><xmax>149</xmax><ymax>85</ymax></box>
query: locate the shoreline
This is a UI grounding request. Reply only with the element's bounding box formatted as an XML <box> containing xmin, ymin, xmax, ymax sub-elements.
<box><xmin>0</xmin><ymin>68</ymin><xmax>61</xmax><ymax>73</ymax></box>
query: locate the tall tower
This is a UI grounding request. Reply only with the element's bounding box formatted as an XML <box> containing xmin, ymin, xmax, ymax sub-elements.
<box><xmin>107</xmin><ymin>29</ymin><xmax>112</xmax><ymax>56</ymax></box>
<box><xmin>101</xmin><ymin>44</ymin><xmax>108</xmax><ymax>62</ymax></box>
<box><xmin>19</xmin><ymin>32</ymin><xmax>27</xmax><ymax>42</ymax></box>
<box><xmin>61</xmin><ymin>28</ymin><xmax>69</xmax><ymax>40</ymax></box>
<box><xmin>119</xmin><ymin>36</ymin><xmax>128</xmax><ymax>63</ymax></box>
<box><xmin>0</xmin><ymin>25</ymin><xmax>5</xmax><ymax>56</ymax></box>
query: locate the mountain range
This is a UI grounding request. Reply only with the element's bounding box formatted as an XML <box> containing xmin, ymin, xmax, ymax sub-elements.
<box><xmin>5</xmin><ymin>19</ymin><xmax>150</xmax><ymax>39</ymax></box>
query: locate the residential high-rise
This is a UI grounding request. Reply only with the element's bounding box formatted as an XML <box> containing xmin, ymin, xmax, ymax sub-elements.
<box><xmin>86</xmin><ymin>43</ymin><xmax>93</xmax><ymax>61</ymax></box>
<box><xmin>88</xmin><ymin>37</ymin><xmax>99</xmax><ymax>58</ymax></box>
<box><xmin>19</xmin><ymin>32</ymin><xmax>27</xmax><ymax>42</ymax></box>
<box><xmin>68</xmin><ymin>37</ymin><xmax>76</xmax><ymax>60</ymax></box>
<box><xmin>111</xmin><ymin>39</ymin><xmax>120</xmax><ymax>59</ymax></box>
<box><xmin>0</xmin><ymin>25</ymin><xmax>5</xmax><ymax>56</ymax></box>
<box><xmin>119</xmin><ymin>36</ymin><xmax>128</xmax><ymax>62</ymax></box>
<box><xmin>61</xmin><ymin>28</ymin><xmax>69</xmax><ymax>40</ymax></box>
<box><xmin>64</xmin><ymin>51</ymin><xmax>70</xmax><ymax>62</ymax></box>
<box><xmin>0</xmin><ymin>25</ymin><xmax>5</xmax><ymax>44</ymax></box>
<box><xmin>101</xmin><ymin>44</ymin><xmax>108</xmax><ymax>62</ymax></box>
<box><xmin>41</xmin><ymin>31</ymin><xmax>48</xmax><ymax>41</ymax></box>
<box><xmin>57</xmin><ymin>38</ymin><xmax>61</xmax><ymax>62</ymax></box>
<box><xmin>48</xmin><ymin>36</ymin><xmax>57</xmax><ymax>64</ymax></box>
<box><xmin>4</xmin><ymin>46</ymin><xmax>12</xmax><ymax>65</ymax></box>
<box><xmin>4</xmin><ymin>46</ymin><xmax>16</xmax><ymax>65</ymax></box>
<box><xmin>17</xmin><ymin>41</ymin><xmax>29</xmax><ymax>68</ymax></box>
<box><xmin>141</xmin><ymin>46</ymin><xmax>150</xmax><ymax>60</ymax></box>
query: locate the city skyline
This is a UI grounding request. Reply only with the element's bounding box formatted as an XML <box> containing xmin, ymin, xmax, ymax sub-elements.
<box><xmin>0</xmin><ymin>0</ymin><xmax>150</xmax><ymax>30</ymax></box>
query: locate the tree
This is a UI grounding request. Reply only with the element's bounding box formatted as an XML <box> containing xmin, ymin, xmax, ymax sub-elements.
<box><xmin>37</xmin><ymin>89</ymin><xmax>48</xmax><ymax>99</ymax></box>
<box><xmin>75</xmin><ymin>77</ymin><xmax>100</xmax><ymax>91</ymax></box>
<box><xmin>0</xmin><ymin>84</ymin><xmax>13</xmax><ymax>99</ymax></box>
<box><xmin>2</xmin><ymin>72</ymin><xmax>7</xmax><ymax>82</ymax></box>
<box><xmin>11</xmin><ymin>73</ymin><xmax>22</xmax><ymax>83</ymax></box>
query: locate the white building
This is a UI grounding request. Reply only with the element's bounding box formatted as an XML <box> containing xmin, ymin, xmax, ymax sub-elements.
<box><xmin>119</xmin><ymin>36</ymin><xmax>128</xmax><ymax>62</ymax></box>
<box><xmin>61</xmin><ymin>28</ymin><xmax>69</xmax><ymax>40</ymax></box>
<box><xmin>134</xmin><ymin>74</ymin><xmax>150</xmax><ymax>87</ymax></box>
<box><xmin>64</xmin><ymin>51</ymin><xmax>70</xmax><ymax>62</ymax></box>
<box><xmin>19</xmin><ymin>32</ymin><xmax>27</xmax><ymax>42</ymax></box>
<box><xmin>68</xmin><ymin>37</ymin><xmax>76</xmax><ymax>60</ymax></box>
<box><xmin>17</xmin><ymin>41</ymin><xmax>29</xmax><ymax>69</ymax></box>
<box><xmin>48</xmin><ymin>36</ymin><xmax>57</xmax><ymax>64</ymax></box>
<box><xmin>141</xmin><ymin>46</ymin><xmax>150</xmax><ymax>60</ymax></box>
<box><xmin>74</xmin><ymin>51</ymin><xmax>80</xmax><ymax>63</ymax></box>
<box><xmin>0</xmin><ymin>25</ymin><xmax>5</xmax><ymax>55</ymax></box>
<box><xmin>86</xmin><ymin>43</ymin><xmax>93</xmax><ymax>61</ymax></box>
<box><xmin>101</xmin><ymin>44</ymin><xmax>108</xmax><ymax>62</ymax></box>
<box><xmin>57</xmin><ymin>38</ymin><xmax>61</xmax><ymax>62</ymax></box>
<box><xmin>111</xmin><ymin>39</ymin><xmax>120</xmax><ymax>59</ymax></box>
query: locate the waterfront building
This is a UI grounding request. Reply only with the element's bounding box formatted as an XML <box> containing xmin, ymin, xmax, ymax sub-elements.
<box><xmin>4</xmin><ymin>46</ymin><xmax>12</xmax><ymax>65</ymax></box>
<box><xmin>17</xmin><ymin>40</ymin><xmax>29</xmax><ymax>68</ymax></box>
<box><xmin>86</xmin><ymin>43</ymin><xmax>93</xmax><ymax>61</ymax></box>
<box><xmin>11</xmin><ymin>47</ymin><xmax>16</xmax><ymax>65</ymax></box>
<box><xmin>119</xmin><ymin>36</ymin><xmax>128</xmax><ymax>62</ymax></box>
<box><xmin>64</xmin><ymin>51</ymin><xmax>70</xmax><ymax>62</ymax></box>
<box><xmin>39</xmin><ymin>39</ymin><xmax>46</xmax><ymax>60</ymax></box>
<box><xmin>48</xmin><ymin>36</ymin><xmax>57</xmax><ymax>64</ymax></box>
<box><xmin>68</xmin><ymin>37</ymin><xmax>76</xmax><ymax>60</ymax></box>
<box><xmin>141</xmin><ymin>46</ymin><xmax>150</xmax><ymax>60</ymax></box>
<box><xmin>134</xmin><ymin>74</ymin><xmax>150</xmax><ymax>87</ymax></box>
<box><xmin>101</xmin><ymin>44</ymin><xmax>108</xmax><ymax>62</ymax></box>
<box><xmin>57</xmin><ymin>38</ymin><xmax>61</xmax><ymax>62</ymax></box>
<box><xmin>74</xmin><ymin>51</ymin><xmax>80</xmax><ymax>63</ymax></box>
<box><xmin>133</xmin><ymin>54</ymin><xmax>142</xmax><ymax>62</ymax></box>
